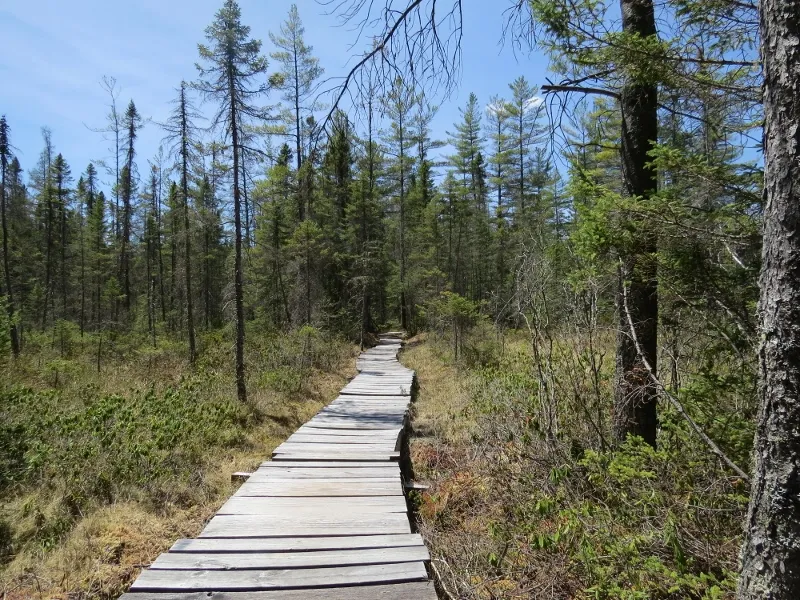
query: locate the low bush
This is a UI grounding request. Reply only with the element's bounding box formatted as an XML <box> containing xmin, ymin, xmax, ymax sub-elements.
<box><xmin>407</xmin><ymin>334</ymin><xmax>751</xmax><ymax>600</ymax></box>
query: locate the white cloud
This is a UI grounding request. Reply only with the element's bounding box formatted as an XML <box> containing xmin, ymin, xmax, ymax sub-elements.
<box><xmin>524</xmin><ymin>96</ymin><xmax>544</xmax><ymax>111</ymax></box>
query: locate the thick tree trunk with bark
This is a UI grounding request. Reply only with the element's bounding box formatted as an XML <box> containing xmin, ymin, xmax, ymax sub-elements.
<box><xmin>737</xmin><ymin>1</ymin><xmax>800</xmax><ymax>596</ymax></box>
<box><xmin>612</xmin><ymin>0</ymin><xmax>659</xmax><ymax>448</ymax></box>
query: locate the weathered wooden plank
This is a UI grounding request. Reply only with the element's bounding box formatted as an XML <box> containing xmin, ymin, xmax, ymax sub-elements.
<box><xmin>340</xmin><ymin>389</ymin><xmax>412</xmax><ymax>397</ymax></box>
<box><xmin>233</xmin><ymin>481</ymin><xmax>403</xmax><ymax>497</ymax></box>
<box><xmin>251</xmin><ymin>467</ymin><xmax>399</xmax><ymax>478</ymax></box>
<box><xmin>243</xmin><ymin>477</ymin><xmax>400</xmax><ymax>486</ymax></box>
<box><xmin>121</xmin><ymin>581</ymin><xmax>438</xmax><ymax>599</ymax></box>
<box><xmin>293</xmin><ymin>426</ymin><xmax>402</xmax><ymax>436</ymax></box>
<box><xmin>273</xmin><ymin>442</ymin><xmax>400</xmax><ymax>452</ymax></box>
<box><xmin>129</xmin><ymin>562</ymin><xmax>428</xmax><ymax>592</ymax></box>
<box><xmin>284</xmin><ymin>437</ymin><xmax>401</xmax><ymax>451</ymax></box>
<box><xmin>271</xmin><ymin>454</ymin><xmax>400</xmax><ymax>462</ymax></box>
<box><xmin>328</xmin><ymin>399</ymin><xmax>410</xmax><ymax>405</ymax></box>
<box><xmin>339</xmin><ymin>386</ymin><xmax>411</xmax><ymax>392</ymax></box>
<box><xmin>307</xmin><ymin>415</ymin><xmax>408</xmax><ymax>424</ymax></box>
<box><xmin>345</xmin><ymin>378</ymin><xmax>414</xmax><ymax>383</ymax></box>
<box><xmin>348</xmin><ymin>375</ymin><xmax>414</xmax><ymax>380</ymax></box>
<box><xmin>272</xmin><ymin>443</ymin><xmax>401</xmax><ymax>452</ymax></box>
<box><xmin>252</xmin><ymin>466</ymin><xmax>398</xmax><ymax>476</ymax></box>
<box><xmin>272</xmin><ymin>452</ymin><xmax>399</xmax><ymax>463</ymax></box>
<box><xmin>170</xmin><ymin>534</ymin><xmax>425</xmax><ymax>554</ymax></box>
<box><xmin>300</xmin><ymin>422</ymin><xmax>406</xmax><ymax>431</ymax></box>
<box><xmin>341</xmin><ymin>382</ymin><xmax>412</xmax><ymax>387</ymax></box>
<box><xmin>217</xmin><ymin>496</ymin><xmax>408</xmax><ymax>515</ymax></box>
<box><xmin>258</xmin><ymin>460</ymin><xmax>400</xmax><ymax>468</ymax></box>
<box><xmin>328</xmin><ymin>399</ymin><xmax>410</xmax><ymax>404</ymax></box>
<box><xmin>150</xmin><ymin>546</ymin><xmax>430</xmax><ymax>570</ymax></box>
<box><xmin>287</xmin><ymin>432</ymin><xmax>401</xmax><ymax>442</ymax></box>
<box><xmin>321</xmin><ymin>403</ymin><xmax>409</xmax><ymax>411</ymax></box>
<box><xmin>200</xmin><ymin>514</ymin><xmax>411</xmax><ymax>537</ymax></box>
<box><xmin>271</xmin><ymin>452</ymin><xmax>400</xmax><ymax>461</ymax></box>
<box><xmin>314</xmin><ymin>412</ymin><xmax>407</xmax><ymax>420</ymax></box>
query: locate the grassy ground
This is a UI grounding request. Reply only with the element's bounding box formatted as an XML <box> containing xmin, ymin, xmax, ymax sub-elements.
<box><xmin>404</xmin><ymin>332</ymin><xmax>748</xmax><ymax>600</ymax></box>
<box><xmin>0</xmin><ymin>325</ymin><xmax>356</xmax><ymax>599</ymax></box>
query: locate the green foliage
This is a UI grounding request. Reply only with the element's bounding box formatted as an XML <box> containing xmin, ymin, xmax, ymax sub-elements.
<box><xmin>0</xmin><ymin>297</ymin><xmax>11</xmax><ymax>360</ymax></box>
<box><xmin>0</xmin><ymin>381</ymin><xmax>250</xmax><ymax>510</ymax></box>
<box><xmin>561</xmin><ymin>438</ymin><xmax>745</xmax><ymax>599</ymax></box>
<box><xmin>251</xmin><ymin>325</ymin><xmax>349</xmax><ymax>394</ymax></box>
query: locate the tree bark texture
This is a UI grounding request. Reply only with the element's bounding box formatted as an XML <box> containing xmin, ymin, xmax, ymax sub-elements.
<box><xmin>612</xmin><ymin>0</ymin><xmax>659</xmax><ymax>448</ymax></box>
<box><xmin>738</xmin><ymin>0</ymin><xmax>800</xmax><ymax>596</ymax></box>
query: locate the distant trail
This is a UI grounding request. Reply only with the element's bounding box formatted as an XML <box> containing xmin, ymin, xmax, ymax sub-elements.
<box><xmin>120</xmin><ymin>332</ymin><xmax>437</xmax><ymax>599</ymax></box>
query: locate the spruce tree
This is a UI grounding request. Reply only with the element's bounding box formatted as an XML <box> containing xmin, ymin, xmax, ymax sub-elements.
<box><xmin>270</xmin><ymin>3</ymin><xmax>323</xmax><ymax>221</ymax></box>
<box><xmin>164</xmin><ymin>82</ymin><xmax>199</xmax><ymax>362</ymax></box>
<box><xmin>52</xmin><ymin>153</ymin><xmax>72</xmax><ymax>320</ymax></box>
<box><xmin>119</xmin><ymin>100</ymin><xmax>142</xmax><ymax>312</ymax></box>
<box><xmin>506</xmin><ymin>77</ymin><xmax>544</xmax><ymax>225</ymax></box>
<box><xmin>195</xmin><ymin>0</ymin><xmax>270</xmax><ymax>402</ymax></box>
<box><xmin>0</xmin><ymin>116</ymin><xmax>19</xmax><ymax>355</ymax></box>
<box><xmin>383</xmin><ymin>78</ymin><xmax>417</xmax><ymax>329</ymax></box>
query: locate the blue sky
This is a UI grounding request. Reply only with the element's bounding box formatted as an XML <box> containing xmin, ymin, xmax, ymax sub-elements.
<box><xmin>0</xmin><ymin>0</ymin><xmax>551</xmax><ymax>188</ymax></box>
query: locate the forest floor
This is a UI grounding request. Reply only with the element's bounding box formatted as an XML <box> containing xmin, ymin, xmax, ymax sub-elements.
<box><xmin>404</xmin><ymin>331</ymin><xmax>748</xmax><ymax>600</ymax></box>
<box><xmin>0</xmin><ymin>326</ymin><xmax>357</xmax><ymax>600</ymax></box>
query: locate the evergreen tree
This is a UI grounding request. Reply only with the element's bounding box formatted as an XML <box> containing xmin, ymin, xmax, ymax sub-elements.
<box><xmin>254</xmin><ymin>144</ymin><xmax>293</xmax><ymax>327</ymax></box>
<box><xmin>485</xmin><ymin>99</ymin><xmax>513</xmax><ymax>304</ymax></box>
<box><xmin>195</xmin><ymin>0</ymin><xmax>270</xmax><ymax>402</ymax></box>
<box><xmin>163</xmin><ymin>82</ymin><xmax>200</xmax><ymax>362</ymax></box>
<box><xmin>506</xmin><ymin>77</ymin><xmax>544</xmax><ymax>225</ymax></box>
<box><xmin>383</xmin><ymin>78</ymin><xmax>418</xmax><ymax>328</ymax></box>
<box><xmin>119</xmin><ymin>100</ymin><xmax>142</xmax><ymax>312</ymax></box>
<box><xmin>270</xmin><ymin>3</ymin><xmax>323</xmax><ymax>221</ymax></box>
<box><xmin>52</xmin><ymin>153</ymin><xmax>72</xmax><ymax>321</ymax></box>
<box><xmin>0</xmin><ymin>116</ymin><xmax>20</xmax><ymax>355</ymax></box>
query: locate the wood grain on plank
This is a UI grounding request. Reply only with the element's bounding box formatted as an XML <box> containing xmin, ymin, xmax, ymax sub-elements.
<box><xmin>150</xmin><ymin>546</ymin><xmax>430</xmax><ymax>570</ymax></box>
<box><xmin>121</xmin><ymin>581</ymin><xmax>438</xmax><ymax>599</ymax></box>
<box><xmin>129</xmin><ymin>562</ymin><xmax>428</xmax><ymax>592</ymax></box>
<box><xmin>250</xmin><ymin>467</ymin><xmax>399</xmax><ymax>478</ymax></box>
<box><xmin>199</xmin><ymin>514</ymin><xmax>411</xmax><ymax>537</ymax></box>
<box><xmin>233</xmin><ymin>481</ymin><xmax>402</xmax><ymax>497</ymax></box>
<box><xmin>258</xmin><ymin>460</ymin><xmax>400</xmax><ymax>468</ymax></box>
<box><xmin>170</xmin><ymin>534</ymin><xmax>425</xmax><ymax>554</ymax></box>
<box><xmin>217</xmin><ymin>496</ymin><xmax>408</xmax><ymax>515</ymax></box>
<box><xmin>251</xmin><ymin>466</ymin><xmax>399</xmax><ymax>477</ymax></box>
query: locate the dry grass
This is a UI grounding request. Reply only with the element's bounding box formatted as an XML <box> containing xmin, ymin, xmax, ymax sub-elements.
<box><xmin>402</xmin><ymin>333</ymin><xmax>474</xmax><ymax>445</ymax></box>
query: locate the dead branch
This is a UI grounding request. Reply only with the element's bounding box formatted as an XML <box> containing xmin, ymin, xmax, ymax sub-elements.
<box><xmin>621</xmin><ymin>272</ymin><xmax>750</xmax><ymax>481</ymax></box>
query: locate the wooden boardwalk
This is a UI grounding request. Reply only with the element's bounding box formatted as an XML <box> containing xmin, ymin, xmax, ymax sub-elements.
<box><xmin>121</xmin><ymin>333</ymin><xmax>437</xmax><ymax>600</ymax></box>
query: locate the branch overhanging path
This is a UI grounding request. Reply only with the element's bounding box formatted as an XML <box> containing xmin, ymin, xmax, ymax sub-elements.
<box><xmin>120</xmin><ymin>333</ymin><xmax>437</xmax><ymax>599</ymax></box>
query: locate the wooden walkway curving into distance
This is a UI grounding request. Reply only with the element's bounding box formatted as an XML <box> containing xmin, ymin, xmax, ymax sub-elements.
<box><xmin>121</xmin><ymin>333</ymin><xmax>437</xmax><ymax>600</ymax></box>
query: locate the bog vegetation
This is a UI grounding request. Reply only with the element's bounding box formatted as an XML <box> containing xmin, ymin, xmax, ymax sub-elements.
<box><xmin>0</xmin><ymin>0</ymin><xmax>790</xmax><ymax>597</ymax></box>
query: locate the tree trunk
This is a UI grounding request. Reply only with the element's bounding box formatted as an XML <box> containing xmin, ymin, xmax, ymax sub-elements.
<box><xmin>612</xmin><ymin>0</ymin><xmax>659</xmax><ymax>448</ymax></box>
<box><xmin>230</xmin><ymin>74</ymin><xmax>247</xmax><ymax>403</ymax></box>
<box><xmin>42</xmin><ymin>189</ymin><xmax>53</xmax><ymax>330</ymax></box>
<box><xmin>398</xmin><ymin>110</ymin><xmax>407</xmax><ymax>330</ymax></box>
<box><xmin>121</xmin><ymin>168</ymin><xmax>132</xmax><ymax>312</ymax></box>
<box><xmin>294</xmin><ymin>40</ymin><xmax>304</xmax><ymax>222</ymax></box>
<box><xmin>180</xmin><ymin>85</ymin><xmax>197</xmax><ymax>364</ymax></box>
<box><xmin>737</xmin><ymin>1</ymin><xmax>800</xmax><ymax>596</ymax></box>
<box><xmin>60</xmin><ymin>177</ymin><xmax>68</xmax><ymax>318</ymax></box>
<box><xmin>0</xmin><ymin>154</ymin><xmax>20</xmax><ymax>355</ymax></box>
